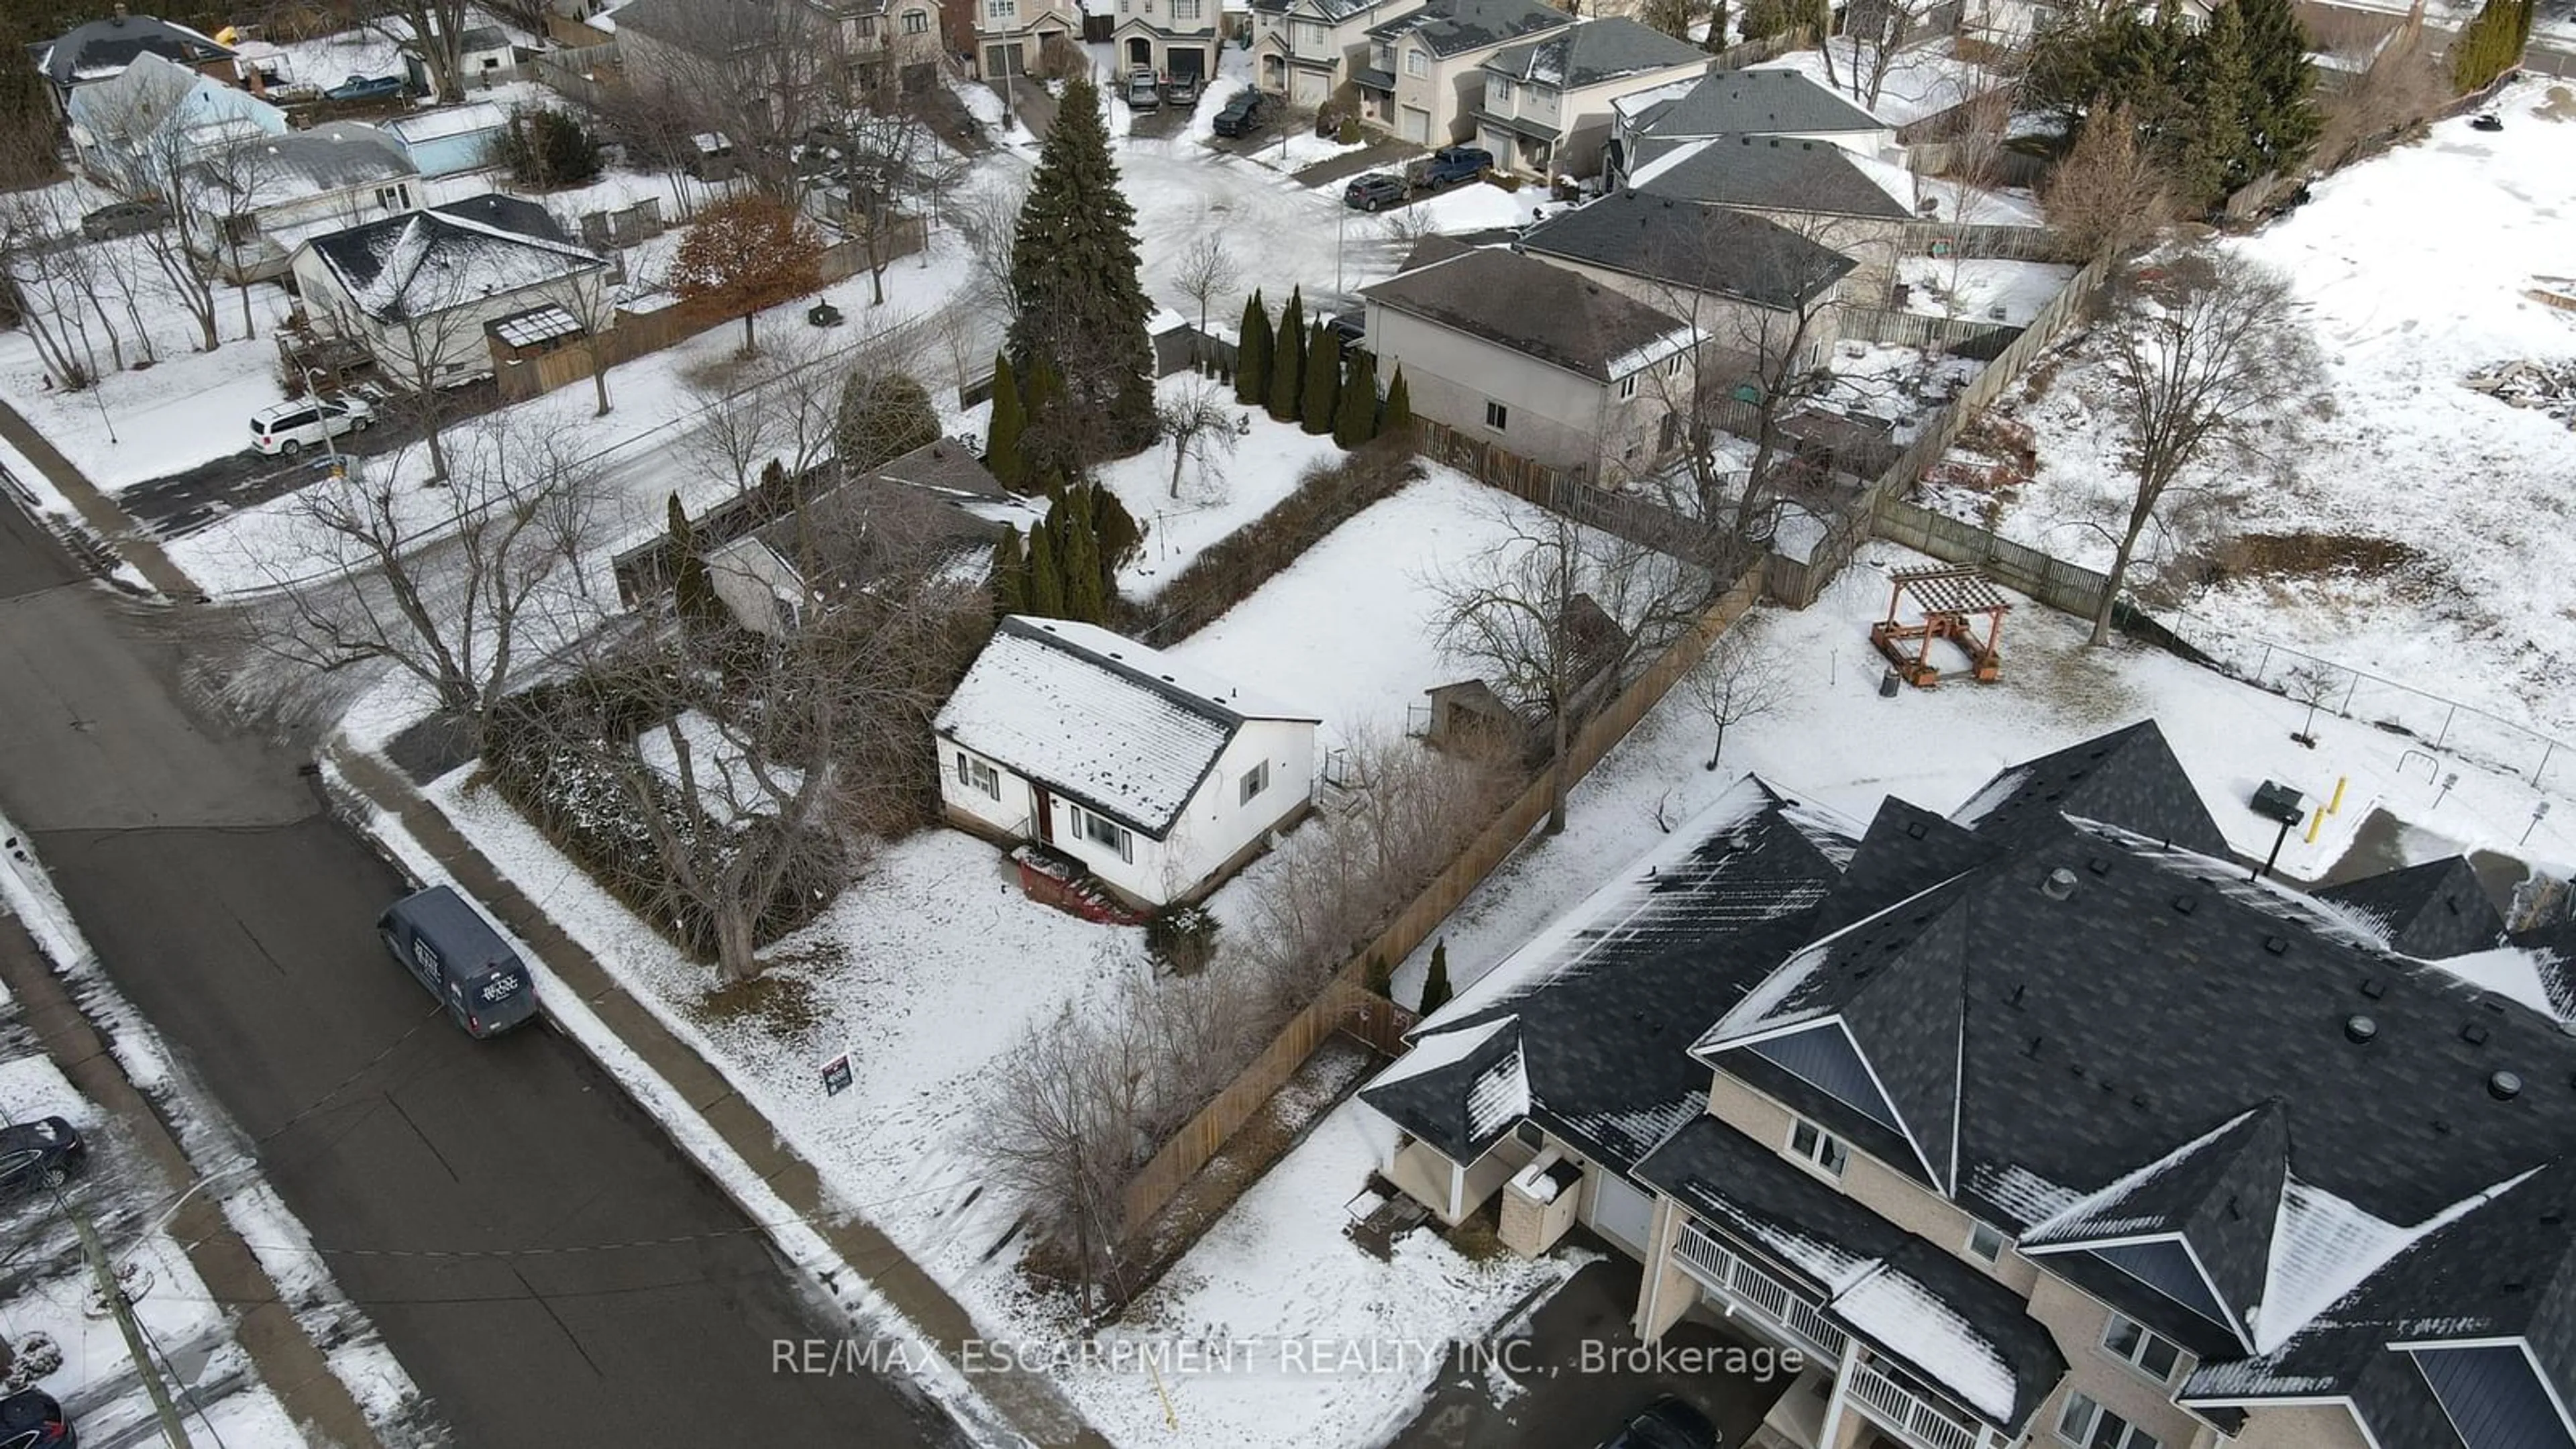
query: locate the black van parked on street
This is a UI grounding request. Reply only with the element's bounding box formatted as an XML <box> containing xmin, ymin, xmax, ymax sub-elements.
<box><xmin>377</xmin><ymin>886</ymin><xmax>539</xmax><ymax>1039</ymax></box>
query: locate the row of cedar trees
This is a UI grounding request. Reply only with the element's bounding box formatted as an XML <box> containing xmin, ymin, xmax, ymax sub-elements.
<box><xmin>980</xmin><ymin>352</ymin><xmax>1148</xmax><ymax>627</ymax></box>
<box><xmin>2451</xmin><ymin>0</ymin><xmax>2537</xmax><ymax>91</ymax></box>
<box><xmin>1234</xmin><ymin>286</ymin><xmax>1413</xmax><ymax>447</ymax></box>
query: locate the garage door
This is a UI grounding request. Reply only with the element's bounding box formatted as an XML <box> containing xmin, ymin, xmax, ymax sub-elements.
<box><xmin>1399</xmin><ymin>106</ymin><xmax>1430</xmax><ymax>144</ymax></box>
<box><xmin>1589</xmin><ymin>1171</ymin><xmax>1654</xmax><ymax>1256</ymax></box>
<box><xmin>1291</xmin><ymin>69</ymin><xmax>1330</xmax><ymax>107</ymax></box>
<box><xmin>1168</xmin><ymin>44</ymin><xmax>1207</xmax><ymax>79</ymax></box>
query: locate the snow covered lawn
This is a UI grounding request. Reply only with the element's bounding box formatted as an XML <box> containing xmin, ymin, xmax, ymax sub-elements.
<box><xmin>1393</xmin><ymin>541</ymin><xmax>2576</xmax><ymax>1011</ymax></box>
<box><xmin>1898</xmin><ymin>258</ymin><xmax>2081</xmax><ymax>325</ymax></box>
<box><xmin>1163</xmin><ymin>468</ymin><xmax>1561</xmax><ymax>747</ymax></box>
<box><xmin>1920</xmin><ymin>80</ymin><xmax>2576</xmax><ymax>737</ymax></box>
<box><xmin>1748</xmin><ymin>40</ymin><xmax>2008</xmax><ymax>127</ymax></box>
<box><xmin>1099</xmin><ymin>376</ymin><xmax>1352</xmax><ymax>600</ymax></box>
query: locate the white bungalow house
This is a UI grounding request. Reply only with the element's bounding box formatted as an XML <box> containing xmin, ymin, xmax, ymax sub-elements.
<box><xmin>934</xmin><ymin>616</ymin><xmax>1319</xmax><ymax>908</ymax></box>
<box><xmin>182</xmin><ymin>121</ymin><xmax>421</xmax><ymax>282</ymax></box>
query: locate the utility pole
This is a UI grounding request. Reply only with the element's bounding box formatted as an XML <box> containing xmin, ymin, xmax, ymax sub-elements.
<box><xmin>69</xmin><ymin>1205</ymin><xmax>195</xmax><ymax>1449</ymax></box>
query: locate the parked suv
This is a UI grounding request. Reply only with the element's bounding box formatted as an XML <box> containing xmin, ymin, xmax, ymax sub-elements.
<box><xmin>1343</xmin><ymin>173</ymin><xmax>1408</xmax><ymax>211</ymax></box>
<box><xmin>0</xmin><ymin>1388</ymin><xmax>74</xmax><ymax>1449</ymax></box>
<box><xmin>1126</xmin><ymin>68</ymin><xmax>1161</xmax><ymax>111</ymax></box>
<box><xmin>1409</xmin><ymin>144</ymin><xmax>1493</xmax><ymax>191</ymax></box>
<box><xmin>1212</xmin><ymin>88</ymin><xmax>1268</xmax><ymax>138</ymax></box>
<box><xmin>249</xmin><ymin>396</ymin><xmax>375</xmax><ymax>457</ymax></box>
<box><xmin>79</xmin><ymin>201</ymin><xmax>166</xmax><ymax>240</ymax></box>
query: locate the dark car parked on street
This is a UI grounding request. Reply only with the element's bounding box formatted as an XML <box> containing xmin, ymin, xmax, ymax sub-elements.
<box><xmin>0</xmin><ymin>1118</ymin><xmax>86</xmax><ymax>1196</ymax></box>
<box><xmin>1212</xmin><ymin>87</ymin><xmax>1268</xmax><ymax>137</ymax></box>
<box><xmin>1409</xmin><ymin>144</ymin><xmax>1493</xmax><ymax>190</ymax></box>
<box><xmin>1344</xmin><ymin>173</ymin><xmax>1408</xmax><ymax>211</ymax></box>
<box><xmin>0</xmin><ymin>1388</ymin><xmax>73</xmax><ymax>1449</ymax></box>
<box><xmin>1598</xmin><ymin>1394</ymin><xmax>1719</xmax><ymax>1449</ymax></box>
<box><xmin>377</xmin><ymin>885</ymin><xmax>539</xmax><ymax>1039</ymax></box>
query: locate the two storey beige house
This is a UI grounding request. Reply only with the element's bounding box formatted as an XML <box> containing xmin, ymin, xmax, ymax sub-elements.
<box><xmin>1247</xmin><ymin>0</ymin><xmax>1426</xmax><ymax>107</ymax></box>
<box><xmin>1113</xmin><ymin>0</ymin><xmax>1221</xmax><ymax>83</ymax></box>
<box><xmin>1472</xmin><ymin>16</ymin><xmax>1709</xmax><ymax>180</ymax></box>
<box><xmin>1353</xmin><ymin>0</ymin><xmax>1571</xmax><ymax>146</ymax></box>
<box><xmin>971</xmin><ymin>0</ymin><xmax>1081</xmax><ymax>78</ymax></box>
<box><xmin>1362</xmin><ymin>719</ymin><xmax>2576</xmax><ymax>1449</ymax></box>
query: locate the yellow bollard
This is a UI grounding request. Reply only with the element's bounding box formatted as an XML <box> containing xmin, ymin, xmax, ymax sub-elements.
<box><xmin>2328</xmin><ymin>776</ymin><xmax>2348</xmax><ymax>816</ymax></box>
<box><xmin>2306</xmin><ymin>807</ymin><xmax>2325</xmax><ymax>845</ymax></box>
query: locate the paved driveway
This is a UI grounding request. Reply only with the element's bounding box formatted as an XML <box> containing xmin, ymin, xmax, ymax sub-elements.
<box><xmin>1393</xmin><ymin>1247</ymin><xmax>1803</xmax><ymax>1448</ymax></box>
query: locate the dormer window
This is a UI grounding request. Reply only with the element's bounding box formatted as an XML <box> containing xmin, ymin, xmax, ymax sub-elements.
<box><xmin>2102</xmin><ymin>1313</ymin><xmax>2182</xmax><ymax>1382</ymax></box>
<box><xmin>1787</xmin><ymin>1116</ymin><xmax>1847</xmax><ymax>1178</ymax></box>
<box><xmin>1966</xmin><ymin>1222</ymin><xmax>2008</xmax><ymax>1264</ymax></box>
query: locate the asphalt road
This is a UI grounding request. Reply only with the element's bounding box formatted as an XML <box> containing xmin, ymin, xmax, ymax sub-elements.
<box><xmin>0</xmin><ymin>504</ymin><xmax>959</xmax><ymax>1447</ymax></box>
<box><xmin>119</xmin><ymin>389</ymin><xmax>469</xmax><ymax>540</ymax></box>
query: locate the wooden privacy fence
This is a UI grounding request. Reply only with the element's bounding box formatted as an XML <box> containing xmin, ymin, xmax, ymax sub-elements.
<box><xmin>1891</xmin><ymin>221</ymin><xmax>2087</xmax><ymax>264</ymax></box>
<box><xmin>1117</xmin><ymin>561</ymin><xmax>1768</xmax><ymax>1240</ymax></box>
<box><xmin>1843</xmin><ymin>305</ymin><xmax>2024</xmax><ymax>358</ymax></box>
<box><xmin>494</xmin><ymin>224</ymin><xmax>928</xmax><ymax>402</ymax></box>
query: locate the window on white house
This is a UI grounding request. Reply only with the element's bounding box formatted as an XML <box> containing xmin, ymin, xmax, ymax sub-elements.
<box><xmin>1238</xmin><ymin>761</ymin><xmax>1269</xmax><ymax>805</ymax></box>
<box><xmin>1787</xmin><ymin>1118</ymin><xmax>1847</xmax><ymax>1177</ymax></box>
<box><xmin>2102</xmin><ymin>1313</ymin><xmax>2182</xmax><ymax>1382</ymax></box>
<box><xmin>1665</xmin><ymin>352</ymin><xmax>1686</xmax><ymax>377</ymax></box>
<box><xmin>1173</xmin><ymin>0</ymin><xmax>1203</xmax><ymax>19</ymax></box>
<box><xmin>857</xmin><ymin>14</ymin><xmax>879</xmax><ymax>35</ymax></box>
<box><xmin>1405</xmin><ymin>46</ymin><xmax>1428</xmax><ymax>77</ymax></box>
<box><xmin>1071</xmin><ymin>806</ymin><xmax>1134</xmax><ymax>863</ymax></box>
<box><xmin>1484</xmin><ymin>399</ymin><xmax>1508</xmax><ymax>430</ymax></box>
<box><xmin>953</xmin><ymin>753</ymin><xmax>1001</xmax><ymax>800</ymax></box>
<box><xmin>1491</xmin><ymin>77</ymin><xmax>1513</xmax><ymax>103</ymax></box>
<box><xmin>2057</xmin><ymin>1393</ymin><xmax>2161</xmax><ymax>1449</ymax></box>
<box><xmin>989</xmin><ymin>0</ymin><xmax>1016</xmax><ymax>17</ymax></box>
<box><xmin>376</xmin><ymin>184</ymin><xmax>407</xmax><ymax>209</ymax></box>
<box><xmin>1617</xmin><ymin>374</ymin><xmax>1638</xmax><ymax>400</ymax></box>
<box><xmin>904</xmin><ymin>8</ymin><xmax>928</xmax><ymax>30</ymax></box>
<box><xmin>1966</xmin><ymin>1222</ymin><xmax>2008</xmax><ymax>1264</ymax></box>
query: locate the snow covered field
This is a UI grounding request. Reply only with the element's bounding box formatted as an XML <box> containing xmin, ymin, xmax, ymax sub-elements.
<box><xmin>1391</xmin><ymin>541</ymin><xmax>2576</xmax><ymax>1012</ymax></box>
<box><xmin>1918</xmin><ymin>80</ymin><xmax>2576</xmax><ymax>738</ymax></box>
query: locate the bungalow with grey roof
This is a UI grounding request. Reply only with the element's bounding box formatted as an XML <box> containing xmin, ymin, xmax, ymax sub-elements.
<box><xmin>183</xmin><ymin>121</ymin><xmax>421</xmax><ymax>282</ymax></box>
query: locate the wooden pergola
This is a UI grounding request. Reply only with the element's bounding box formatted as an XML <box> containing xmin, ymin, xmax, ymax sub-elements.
<box><xmin>1870</xmin><ymin>566</ymin><xmax>2010</xmax><ymax>688</ymax></box>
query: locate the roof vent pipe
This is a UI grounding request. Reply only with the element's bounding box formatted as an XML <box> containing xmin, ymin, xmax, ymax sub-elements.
<box><xmin>2488</xmin><ymin>1070</ymin><xmax>2523</xmax><ymax>1101</ymax></box>
<box><xmin>2343</xmin><ymin>1014</ymin><xmax>2377</xmax><ymax>1044</ymax></box>
<box><xmin>2039</xmin><ymin>867</ymin><xmax>2076</xmax><ymax>901</ymax></box>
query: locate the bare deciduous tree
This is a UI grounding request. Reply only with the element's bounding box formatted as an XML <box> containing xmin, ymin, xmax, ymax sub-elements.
<box><xmin>1171</xmin><ymin>233</ymin><xmax>1239</xmax><ymax>356</ymax></box>
<box><xmin>2082</xmin><ymin>248</ymin><xmax>2322</xmax><ymax>647</ymax></box>
<box><xmin>1682</xmin><ymin>615</ymin><xmax>1788</xmax><ymax>769</ymax></box>
<box><xmin>249</xmin><ymin>415</ymin><xmax>612</xmax><ymax>729</ymax></box>
<box><xmin>355</xmin><ymin>0</ymin><xmax>476</xmax><ymax>101</ymax></box>
<box><xmin>180</xmin><ymin>133</ymin><xmax>282</xmax><ymax>341</ymax></box>
<box><xmin>74</xmin><ymin>60</ymin><xmax>223</xmax><ymax>352</ymax></box>
<box><xmin>1432</xmin><ymin>502</ymin><xmax>1710</xmax><ymax>833</ymax></box>
<box><xmin>1155</xmin><ymin>378</ymin><xmax>1238</xmax><ymax>499</ymax></box>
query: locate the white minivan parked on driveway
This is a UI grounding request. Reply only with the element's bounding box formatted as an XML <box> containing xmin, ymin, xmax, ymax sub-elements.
<box><xmin>250</xmin><ymin>396</ymin><xmax>375</xmax><ymax>456</ymax></box>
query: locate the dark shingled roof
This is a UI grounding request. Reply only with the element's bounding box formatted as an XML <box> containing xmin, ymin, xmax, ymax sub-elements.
<box><xmin>1634</xmin><ymin>135</ymin><xmax>1917</xmax><ymax>219</ymax></box>
<box><xmin>1517</xmin><ymin>192</ymin><xmax>1857</xmax><ymax>311</ymax></box>
<box><xmin>1638</xmin><ymin>1114</ymin><xmax>2070</xmax><ymax>1432</ymax></box>
<box><xmin>1482</xmin><ymin>16</ymin><xmax>1707</xmax><ymax>88</ymax></box>
<box><xmin>1640</xmin><ymin>65</ymin><xmax>1887</xmax><ymax>140</ymax></box>
<box><xmin>187</xmin><ymin>121</ymin><xmax>415</xmax><ymax>207</ymax></box>
<box><xmin>37</xmin><ymin>11</ymin><xmax>231</xmax><ymax>89</ymax></box>
<box><xmin>1362</xmin><ymin>245</ymin><xmax>1693</xmax><ymax>382</ymax></box>
<box><xmin>1367</xmin><ymin>0</ymin><xmax>1572</xmax><ymax>58</ymax></box>
<box><xmin>2315</xmin><ymin>857</ymin><xmax>2508</xmax><ymax>959</ymax></box>
<box><xmin>303</xmin><ymin>194</ymin><xmax>597</xmax><ymax>323</ymax></box>
<box><xmin>1360</xmin><ymin>777</ymin><xmax>1855</xmax><ymax>1171</ymax></box>
<box><xmin>1949</xmin><ymin>719</ymin><xmax>2233</xmax><ymax>859</ymax></box>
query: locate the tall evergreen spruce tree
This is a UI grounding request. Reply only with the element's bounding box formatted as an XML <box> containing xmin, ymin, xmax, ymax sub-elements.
<box><xmin>2175</xmin><ymin>4</ymin><xmax>2255</xmax><ymax>204</ymax></box>
<box><xmin>2237</xmin><ymin>0</ymin><xmax>2320</xmax><ymax>176</ymax></box>
<box><xmin>1421</xmin><ymin>938</ymin><xmax>1454</xmax><ymax>1014</ymax></box>
<box><xmin>1300</xmin><ymin>323</ymin><xmax>1338</xmax><ymax>436</ymax></box>
<box><xmin>1028</xmin><ymin>515</ymin><xmax>1067</xmax><ymax>617</ymax></box>
<box><xmin>669</xmin><ymin>495</ymin><xmax>721</xmax><ymax>627</ymax></box>
<box><xmin>1269</xmin><ymin>287</ymin><xmax>1306</xmax><ymax>421</ymax></box>
<box><xmin>1007</xmin><ymin>76</ymin><xmax>1157</xmax><ymax>465</ymax></box>
<box><xmin>985</xmin><ymin>353</ymin><xmax>1028</xmax><ymax>491</ymax></box>
<box><xmin>1236</xmin><ymin>290</ymin><xmax>1271</xmax><ymax>406</ymax></box>
<box><xmin>1334</xmin><ymin>349</ymin><xmax>1379</xmax><ymax>449</ymax></box>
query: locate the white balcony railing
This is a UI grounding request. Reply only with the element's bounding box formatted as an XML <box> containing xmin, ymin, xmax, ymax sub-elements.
<box><xmin>1673</xmin><ymin>1221</ymin><xmax>1850</xmax><ymax>1363</ymax></box>
<box><xmin>1849</xmin><ymin>1356</ymin><xmax>1985</xmax><ymax>1449</ymax></box>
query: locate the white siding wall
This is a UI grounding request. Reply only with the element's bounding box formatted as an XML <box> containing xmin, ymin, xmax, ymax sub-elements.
<box><xmin>938</xmin><ymin>736</ymin><xmax>1043</xmax><ymax>838</ymax></box>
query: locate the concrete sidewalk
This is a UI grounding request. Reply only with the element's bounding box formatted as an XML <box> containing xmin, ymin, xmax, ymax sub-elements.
<box><xmin>329</xmin><ymin>747</ymin><xmax>1114</xmax><ymax>1449</ymax></box>
<box><xmin>0</xmin><ymin>396</ymin><xmax>201</xmax><ymax>599</ymax></box>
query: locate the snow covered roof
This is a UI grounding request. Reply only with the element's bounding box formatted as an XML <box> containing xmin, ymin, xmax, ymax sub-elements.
<box><xmin>186</xmin><ymin>121</ymin><xmax>415</xmax><ymax>211</ymax></box>
<box><xmin>298</xmin><ymin>193</ymin><xmax>602</xmax><ymax>323</ymax></box>
<box><xmin>384</xmin><ymin>101</ymin><xmax>511</xmax><ymax>145</ymax></box>
<box><xmin>1480</xmin><ymin>16</ymin><xmax>1705</xmax><ymax>89</ymax></box>
<box><xmin>40</xmin><ymin>12</ymin><xmax>233</xmax><ymax>90</ymax></box>
<box><xmin>1366</xmin><ymin>0</ymin><xmax>1571</xmax><ymax>58</ymax></box>
<box><xmin>934</xmin><ymin>616</ymin><xmax>1318</xmax><ymax>837</ymax></box>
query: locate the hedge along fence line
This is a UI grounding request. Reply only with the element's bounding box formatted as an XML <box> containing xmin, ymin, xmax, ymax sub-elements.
<box><xmin>1118</xmin><ymin>435</ymin><xmax>1426</xmax><ymax>646</ymax></box>
<box><xmin>482</xmin><ymin>669</ymin><xmax>848</xmax><ymax>963</ymax></box>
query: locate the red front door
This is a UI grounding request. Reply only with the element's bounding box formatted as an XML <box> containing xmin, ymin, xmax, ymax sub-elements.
<box><xmin>1031</xmin><ymin>785</ymin><xmax>1055</xmax><ymax>843</ymax></box>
